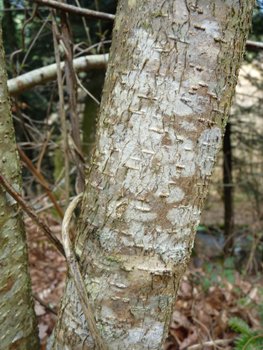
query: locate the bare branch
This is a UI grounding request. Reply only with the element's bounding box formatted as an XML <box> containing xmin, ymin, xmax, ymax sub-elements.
<box><xmin>33</xmin><ymin>293</ymin><xmax>58</xmax><ymax>315</ymax></box>
<box><xmin>28</xmin><ymin>0</ymin><xmax>115</xmax><ymax>22</ymax></box>
<box><xmin>8</xmin><ymin>54</ymin><xmax>108</xmax><ymax>95</ymax></box>
<box><xmin>18</xmin><ymin>146</ymin><xmax>65</xmax><ymax>219</ymax></box>
<box><xmin>185</xmin><ymin>338</ymin><xmax>234</xmax><ymax>350</ymax></box>
<box><xmin>60</xmin><ymin>6</ymin><xmax>85</xmax><ymax>193</ymax></box>
<box><xmin>52</xmin><ymin>10</ymin><xmax>71</xmax><ymax>208</ymax></box>
<box><xmin>246</xmin><ymin>40</ymin><xmax>263</xmax><ymax>50</ymax></box>
<box><xmin>10</xmin><ymin>5</ymin><xmax>39</xmax><ymax>77</ymax></box>
<box><xmin>37</xmin><ymin>126</ymin><xmax>54</xmax><ymax>172</ymax></box>
<box><xmin>0</xmin><ymin>170</ymin><xmax>65</xmax><ymax>257</ymax></box>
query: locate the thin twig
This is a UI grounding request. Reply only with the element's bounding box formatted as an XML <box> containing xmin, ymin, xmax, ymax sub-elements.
<box><xmin>52</xmin><ymin>10</ymin><xmax>70</xmax><ymax>208</ymax></box>
<box><xmin>94</xmin><ymin>0</ymin><xmax>104</xmax><ymax>55</ymax></box>
<box><xmin>33</xmin><ymin>293</ymin><xmax>58</xmax><ymax>315</ymax></box>
<box><xmin>62</xmin><ymin>193</ymin><xmax>106</xmax><ymax>350</ymax></box>
<box><xmin>184</xmin><ymin>338</ymin><xmax>234</xmax><ymax>350</ymax></box>
<box><xmin>245</xmin><ymin>231</ymin><xmax>263</xmax><ymax>273</ymax></box>
<box><xmin>18</xmin><ymin>146</ymin><xmax>65</xmax><ymax>219</ymax></box>
<box><xmin>10</xmin><ymin>5</ymin><xmax>39</xmax><ymax>77</ymax></box>
<box><xmin>74</xmin><ymin>40</ymin><xmax>111</xmax><ymax>57</ymax></box>
<box><xmin>0</xmin><ymin>170</ymin><xmax>65</xmax><ymax>257</ymax></box>
<box><xmin>74</xmin><ymin>0</ymin><xmax>92</xmax><ymax>46</ymax></box>
<box><xmin>28</xmin><ymin>0</ymin><xmax>115</xmax><ymax>22</ymax></box>
<box><xmin>37</xmin><ymin>126</ymin><xmax>54</xmax><ymax>172</ymax></box>
<box><xmin>60</xmin><ymin>5</ymin><xmax>85</xmax><ymax>193</ymax></box>
<box><xmin>21</xmin><ymin>14</ymin><xmax>50</xmax><ymax>68</ymax></box>
<box><xmin>75</xmin><ymin>72</ymin><xmax>100</xmax><ymax>104</ymax></box>
<box><xmin>241</xmin><ymin>334</ymin><xmax>263</xmax><ymax>350</ymax></box>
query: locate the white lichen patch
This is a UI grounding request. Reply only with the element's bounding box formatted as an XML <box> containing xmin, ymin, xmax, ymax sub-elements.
<box><xmin>128</xmin><ymin>0</ymin><xmax>136</xmax><ymax>8</ymax></box>
<box><xmin>166</xmin><ymin>186</ymin><xmax>185</xmax><ymax>203</ymax></box>
<box><xmin>166</xmin><ymin>205</ymin><xmax>201</xmax><ymax>227</ymax></box>
<box><xmin>127</xmin><ymin>206</ymin><xmax>157</xmax><ymax>222</ymax></box>
<box><xmin>179</xmin><ymin>120</ymin><xmax>197</xmax><ymax>131</ymax></box>
<box><xmin>101</xmin><ymin>305</ymin><xmax>118</xmax><ymax>320</ymax></box>
<box><xmin>5</xmin><ymin>184</ymin><xmax>20</xmax><ymax>206</ymax></box>
<box><xmin>161</xmin><ymin>95</ymin><xmax>193</xmax><ymax>117</ymax></box>
<box><xmin>197</xmin><ymin>127</ymin><xmax>222</xmax><ymax>178</ymax></box>
<box><xmin>124</xmin><ymin>221</ymin><xmax>191</xmax><ymax>264</ymax></box>
<box><xmin>201</xmin><ymin>20</ymin><xmax>220</xmax><ymax>37</ymax></box>
<box><xmin>122</xmin><ymin>255</ymin><xmax>172</xmax><ymax>273</ymax></box>
<box><xmin>123</xmin><ymin>322</ymin><xmax>164</xmax><ymax>348</ymax></box>
<box><xmin>99</xmin><ymin>227</ymin><xmax>119</xmax><ymax>251</ymax></box>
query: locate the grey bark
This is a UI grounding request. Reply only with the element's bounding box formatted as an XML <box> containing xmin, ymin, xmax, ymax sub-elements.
<box><xmin>223</xmin><ymin>122</ymin><xmax>234</xmax><ymax>253</ymax></box>
<box><xmin>0</xmin><ymin>21</ymin><xmax>40</xmax><ymax>350</ymax></box>
<box><xmin>52</xmin><ymin>0</ymin><xmax>253</xmax><ymax>349</ymax></box>
<box><xmin>60</xmin><ymin>8</ymin><xmax>85</xmax><ymax>193</ymax></box>
<box><xmin>7</xmin><ymin>54</ymin><xmax>108</xmax><ymax>95</ymax></box>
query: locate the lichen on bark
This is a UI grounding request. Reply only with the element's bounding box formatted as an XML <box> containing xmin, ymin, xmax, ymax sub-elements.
<box><xmin>52</xmin><ymin>0</ymin><xmax>253</xmax><ymax>349</ymax></box>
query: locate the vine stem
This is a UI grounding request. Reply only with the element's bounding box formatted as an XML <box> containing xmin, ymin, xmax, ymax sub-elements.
<box><xmin>62</xmin><ymin>193</ymin><xmax>106</xmax><ymax>350</ymax></box>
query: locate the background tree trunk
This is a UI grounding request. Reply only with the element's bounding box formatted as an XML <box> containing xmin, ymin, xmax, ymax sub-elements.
<box><xmin>0</xmin><ymin>20</ymin><xmax>40</xmax><ymax>350</ymax></box>
<box><xmin>223</xmin><ymin>121</ymin><xmax>234</xmax><ymax>253</ymax></box>
<box><xmin>52</xmin><ymin>0</ymin><xmax>253</xmax><ymax>349</ymax></box>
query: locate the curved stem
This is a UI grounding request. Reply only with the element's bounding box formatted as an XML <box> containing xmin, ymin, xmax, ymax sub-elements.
<box><xmin>62</xmin><ymin>193</ymin><xmax>106</xmax><ymax>350</ymax></box>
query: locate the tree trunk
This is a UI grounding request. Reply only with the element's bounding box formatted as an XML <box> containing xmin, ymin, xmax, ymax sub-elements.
<box><xmin>60</xmin><ymin>8</ymin><xmax>86</xmax><ymax>193</ymax></box>
<box><xmin>52</xmin><ymin>0</ymin><xmax>253</xmax><ymax>349</ymax></box>
<box><xmin>0</xmin><ymin>21</ymin><xmax>40</xmax><ymax>350</ymax></box>
<box><xmin>223</xmin><ymin>121</ymin><xmax>234</xmax><ymax>253</ymax></box>
<box><xmin>2</xmin><ymin>0</ymin><xmax>17</xmax><ymax>53</ymax></box>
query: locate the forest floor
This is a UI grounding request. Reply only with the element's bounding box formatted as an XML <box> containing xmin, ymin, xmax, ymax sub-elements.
<box><xmin>26</xmin><ymin>193</ymin><xmax>263</xmax><ymax>350</ymax></box>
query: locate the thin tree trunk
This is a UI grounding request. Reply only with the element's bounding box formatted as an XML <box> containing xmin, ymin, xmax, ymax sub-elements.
<box><xmin>3</xmin><ymin>0</ymin><xmax>17</xmax><ymax>52</ymax></box>
<box><xmin>223</xmin><ymin>122</ymin><xmax>234</xmax><ymax>253</ymax></box>
<box><xmin>52</xmin><ymin>1</ymin><xmax>253</xmax><ymax>349</ymax></box>
<box><xmin>0</xmin><ymin>20</ymin><xmax>40</xmax><ymax>350</ymax></box>
<box><xmin>60</xmin><ymin>8</ymin><xmax>85</xmax><ymax>193</ymax></box>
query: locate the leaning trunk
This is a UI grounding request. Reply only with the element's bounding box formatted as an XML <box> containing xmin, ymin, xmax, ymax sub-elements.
<box><xmin>0</xmin><ymin>20</ymin><xmax>40</xmax><ymax>350</ymax></box>
<box><xmin>52</xmin><ymin>0</ymin><xmax>253</xmax><ymax>349</ymax></box>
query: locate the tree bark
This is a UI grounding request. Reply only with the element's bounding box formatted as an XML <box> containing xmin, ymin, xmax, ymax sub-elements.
<box><xmin>0</xmin><ymin>20</ymin><xmax>40</xmax><ymax>350</ymax></box>
<box><xmin>223</xmin><ymin>121</ymin><xmax>234</xmax><ymax>253</ymax></box>
<box><xmin>52</xmin><ymin>0</ymin><xmax>253</xmax><ymax>349</ymax></box>
<box><xmin>3</xmin><ymin>0</ymin><xmax>17</xmax><ymax>53</ymax></box>
<box><xmin>60</xmin><ymin>8</ymin><xmax>85</xmax><ymax>193</ymax></box>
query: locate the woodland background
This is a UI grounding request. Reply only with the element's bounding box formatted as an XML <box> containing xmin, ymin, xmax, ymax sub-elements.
<box><xmin>1</xmin><ymin>0</ymin><xmax>263</xmax><ymax>349</ymax></box>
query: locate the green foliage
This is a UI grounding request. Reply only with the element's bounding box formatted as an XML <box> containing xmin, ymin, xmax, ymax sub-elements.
<box><xmin>229</xmin><ymin>288</ymin><xmax>263</xmax><ymax>350</ymax></box>
<box><xmin>229</xmin><ymin>317</ymin><xmax>263</xmax><ymax>350</ymax></box>
<box><xmin>190</xmin><ymin>259</ymin><xmax>236</xmax><ymax>294</ymax></box>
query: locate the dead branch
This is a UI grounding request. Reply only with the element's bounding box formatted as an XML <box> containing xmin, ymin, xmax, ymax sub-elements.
<box><xmin>184</xmin><ymin>338</ymin><xmax>234</xmax><ymax>350</ymax></box>
<box><xmin>33</xmin><ymin>293</ymin><xmax>58</xmax><ymax>315</ymax></box>
<box><xmin>52</xmin><ymin>10</ymin><xmax>71</xmax><ymax>208</ymax></box>
<box><xmin>60</xmin><ymin>5</ymin><xmax>85</xmax><ymax>192</ymax></box>
<box><xmin>0</xmin><ymin>170</ymin><xmax>65</xmax><ymax>257</ymax></box>
<box><xmin>37</xmin><ymin>126</ymin><xmax>55</xmax><ymax>172</ymax></box>
<box><xmin>18</xmin><ymin>146</ymin><xmax>65</xmax><ymax>219</ymax></box>
<box><xmin>28</xmin><ymin>0</ymin><xmax>115</xmax><ymax>22</ymax></box>
<box><xmin>10</xmin><ymin>5</ymin><xmax>39</xmax><ymax>77</ymax></box>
